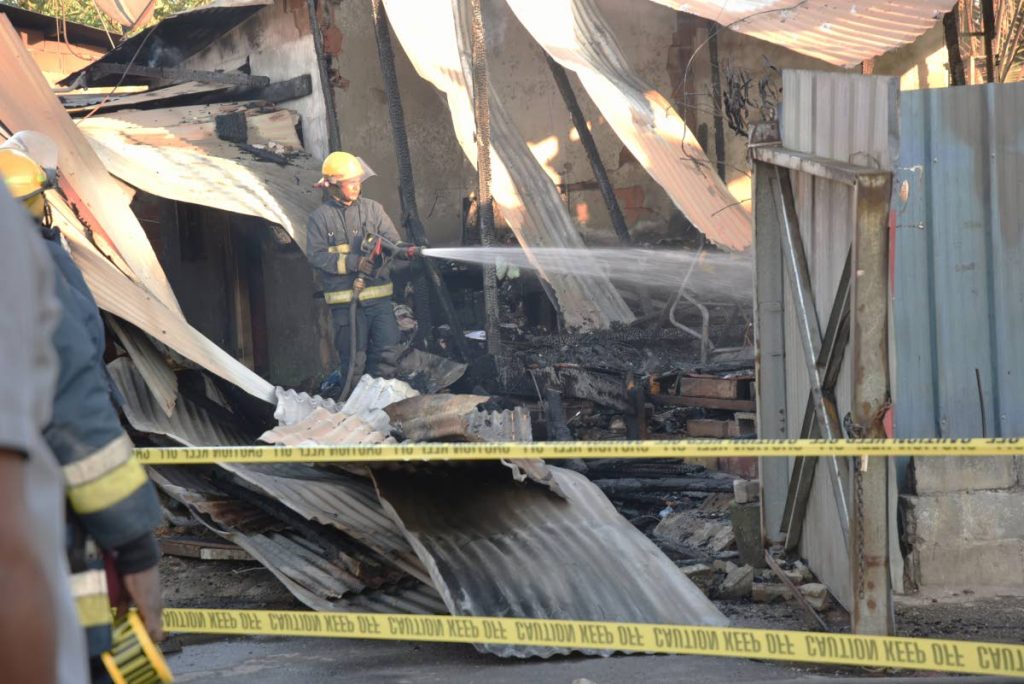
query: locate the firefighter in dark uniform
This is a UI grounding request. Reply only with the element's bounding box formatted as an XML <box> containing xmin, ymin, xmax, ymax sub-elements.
<box><xmin>306</xmin><ymin>151</ymin><xmax>419</xmax><ymax>379</ymax></box>
<box><xmin>0</xmin><ymin>132</ymin><xmax>164</xmax><ymax>683</ymax></box>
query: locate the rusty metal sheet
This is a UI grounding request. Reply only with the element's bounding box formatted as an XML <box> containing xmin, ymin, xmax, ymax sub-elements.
<box><xmin>649</xmin><ymin>0</ymin><xmax>951</xmax><ymax>67</ymax></box>
<box><xmin>0</xmin><ymin>16</ymin><xmax>181</xmax><ymax>313</ymax></box>
<box><xmin>374</xmin><ymin>464</ymin><xmax>727</xmax><ymax>657</ymax></box>
<box><xmin>506</xmin><ymin>0</ymin><xmax>751</xmax><ymax>251</ymax></box>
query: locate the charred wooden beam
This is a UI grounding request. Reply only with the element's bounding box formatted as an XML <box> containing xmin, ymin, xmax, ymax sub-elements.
<box><xmin>89</xmin><ymin>63</ymin><xmax>270</xmax><ymax>87</ymax></box>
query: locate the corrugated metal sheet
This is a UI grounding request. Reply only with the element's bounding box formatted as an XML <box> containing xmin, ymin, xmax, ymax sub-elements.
<box><xmin>779</xmin><ymin>69</ymin><xmax>899</xmax><ymax>608</ymax></box>
<box><xmin>259</xmin><ymin>408</ymin><xmax>395</xmax><ymax>447</ymax></box>
<box><xmin>383</xmin><ymin>0</ymin><xmax>634</xmax><ymax>331</ymax></box>
<box><xmin>0</xmin><ymin>16</ymin><xmax>180</xmax><ymax>313</ymax></box>
<box><xmin>893</xmin><ymin>82</ymin><xmax>1024</xmax><ymax>440</ymax></box>
<box><xmin>374</xmin><ymin>464</ymin><xmax>727</xmax><ymax>658</ymax></box>
<box><xmin>274</xmin><ymin>387</ymin><xmax>340</xmax><ymax>427</ymax></box>
<box><xmin>219</xmin><ymin>463</ymin><xmax>430</xmax><ymax>583</ymax></box>
<box><xmin>649</xmin><ymin>0</ymin><xmax>951</xmax><ymax>67</ymax></box>
<box><xmin>61</xmin><ymin>0</ymin><xmax>272</xmax><ymax>87</ymax></box>
<box><xmin>506</xmin><ymin>0</ymin><xmax>751</xmax><ymax>251</ymax></box>
<box><xmin>150</xmin><ymin>467</ymin><xmax>445</xmax><ymax>614</ymax></box>
<box><xmin>341</xmin><ymin>375</ymin><xmax>420</xmax><ymax>419</ymax></box>
<box><xmin>108</xmin><ymin>317</ymin><xmax>178</xmax><ymax>418</ymax></box>
<box><xmin>64</xmin><ymin>224</ymin><xmax>276</xmax><ymax>403</ymax></box>
<box><xmin>79</xmin><ymin>103</ymin><xmax>322</xmax><ymax>251</ymax></box>
<box><xmin>109</xmin><ymin>357</ymin><xmax>253</xmax><ymax>446</ymax></box>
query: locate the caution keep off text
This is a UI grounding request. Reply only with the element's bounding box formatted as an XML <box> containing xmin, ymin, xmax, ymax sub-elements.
<box><xmin>163</xmin><ymin>609</ymin><xmax>1024</xmax><ymax>677</ymax></box>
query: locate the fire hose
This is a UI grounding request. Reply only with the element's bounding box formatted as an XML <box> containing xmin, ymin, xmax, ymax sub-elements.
<box><xmin>339</xmin><ymin>232</ymin><xmax>421</xmax><ymax>400</ymax></box>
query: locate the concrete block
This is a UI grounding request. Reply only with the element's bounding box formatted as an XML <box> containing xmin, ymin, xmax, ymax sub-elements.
<box><xmin>733</xmin><ymin>479</ymin><xmax>760</xmax><ymax>504</ymax></box>
<box><xmin>911</xmin><ymin>539</ymin><xmax>1024</xmax><ymax>589</ymax></box>
<box><xmin>752</xmin><ymin>583</ymin><xmax>791</xmax><ymax>603</ymax></box>
<box><xmin>913</xmin><ymin>456</ymin><xmax>1017</xmax><ymax>494</ymax></box>
<box><xmin>709</xmin><ymin>525</ymin><xmax>736</xmax><ymax>554</ymax></box>
<box><xmin>792</xmin><ymin>560</ymin><xmax>814</xmax><ymax>583</ymax></box>
<box><xmin>681</xmin><ymin>564</ymin><xmax>716</xmax><ymax>593</ymax></box>
<box><xmin>798</xmin><ymin>583</ymin><xmax>831</xmax><ymax>611</ymax></box>
<box><xmin>720</xmin><ymin>564</ymin><xmax>754</xmax><ymax>599</ymax></box>
<box><xmin>652</xmin><ymin>511</ymin><xmax>704</xmax><ymax>546</ymax></box>
<box><xmin>730</xmin><ymin>501</ymin><xmax>765</xmax><ymax>567</ymax></box>
<box><xmin>904</xmin><ymin>490</ymin><xmax>1024</xmax><ymax>542</ymax></box>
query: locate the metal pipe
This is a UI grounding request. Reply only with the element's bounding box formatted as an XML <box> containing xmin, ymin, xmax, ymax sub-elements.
<box><xmin>469</xmin><ymin>0</ymin><xmax>502</xmax><ymax>360</ymax></box>
<box><xmin>546</xmin><ymin>56</ymin><xmax>631</xmax><ymax>245</ymax></box>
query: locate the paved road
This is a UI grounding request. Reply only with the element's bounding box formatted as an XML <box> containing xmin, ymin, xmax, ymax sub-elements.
<box><xmin>166</xmin><ymin>635</ymin><xmax>810</xmax><ymax>683</ymax></box>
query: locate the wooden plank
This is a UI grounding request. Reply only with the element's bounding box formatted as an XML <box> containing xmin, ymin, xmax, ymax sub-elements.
<box><xmin>63</xmin><ymin>81</ymin><xmax>230</xmax><ymax>114</ymax></box>
<box><xmin>678</xmin><ymin>376</ymin><xmax>741</xmax><ymax>399</ymax></box>
<box><xmin>160</xmin><ymin>537</ymin><xmax>253</xmax><ymax>561</ymax></box>
<box><xmin>650</xmin><ymin>394</ymin><xmax>755</xmax><ymax>412</ymax></box>
<box><xmin>686</xmin><ymin>418</ymin><xmax>732</xmax><ymax>438</ymax></box>
<box><xmin>0</xmin><ymin>16</ymin><xmax>181</xmax><ymax>313</ymax></box>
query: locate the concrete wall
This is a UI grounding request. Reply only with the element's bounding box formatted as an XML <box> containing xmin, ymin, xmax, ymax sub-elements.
<box><xmin>183</xmin><ymin>0</ymin><xmax>331</xmax><ymax>159</ymax></box>
<box><xmin>326</xmin><ymin>0</ymin><xmax>474</xmax><ymax>246</ymax></box>
<box><xmin>904</xmin><ymin>458</ymin><xmax>1024</xmax><ymax>590</ymax></box>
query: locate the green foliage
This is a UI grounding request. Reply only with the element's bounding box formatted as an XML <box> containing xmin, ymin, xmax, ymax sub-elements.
<box><xmin>2</xmin><ymin>0</ymin><xmax>208</xmax><ymax>33</ymax></box>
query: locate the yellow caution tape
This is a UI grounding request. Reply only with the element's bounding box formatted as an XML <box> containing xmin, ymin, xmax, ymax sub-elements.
<box><xmin>162</xmin><ymin>608</ymin><xmax>1024</xmax><ymax>677</ymax></box>
<box><xmin>135</xmin><ymin>438</ymin><xmax>1024</xmax><ymax>465</ymax></box>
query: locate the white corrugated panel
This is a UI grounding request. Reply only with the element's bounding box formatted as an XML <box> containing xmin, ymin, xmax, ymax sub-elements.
<box><xmin>649</xmin><ymin>0</ymin><xmax>951</xmax><ymax>67</ymax></box>
<box><xmin>383</xmin><ymin>0</ymin><xmax>634</xmax><ymax>330</ymax></box>
<box><xmin>506</xmin><ymin>0</ymin><xmax>751</xmax><ymax>251</ymax></box>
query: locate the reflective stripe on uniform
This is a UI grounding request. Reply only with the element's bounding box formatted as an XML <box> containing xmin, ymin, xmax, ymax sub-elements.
<box><xmin>327</xmin><ymin>244</ymin><xmax>351</xmax><ymax>254</ymax></box>
<box><xmin>337</xmin><ymin>253</ymin><xmax>347</xmax><ymax>274</ymax></box>
<box><xmin>71</xmin><ymin>569</ymin><xmax>111</xmax><ymax>628</ymax></box>
<box><xmin>324</xmin><ymin>282</ymin><xmax>394</xmax><ymax>305</ymax></box>
<box><xmin>67</xmin><ymin>452</ymin><xmax>149</xmax><ymax>515</ymax></box>
<box><xmin>62</xmin><ymin>433</ymin><xmax>133</xmax><ymax>487</ymax></box>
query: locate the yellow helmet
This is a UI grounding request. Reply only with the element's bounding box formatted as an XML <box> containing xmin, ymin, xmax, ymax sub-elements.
<box><xmin>0</xmin><ymin>148</ymin><xmax>48</xmax><ymax>219</ymax></box>
<box><xmin>320</xmin><ymin>151</ymin><xmax>365</xmax><ymax>183</ymax></box>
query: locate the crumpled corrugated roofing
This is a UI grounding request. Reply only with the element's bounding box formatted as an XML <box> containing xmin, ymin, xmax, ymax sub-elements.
<box><xmin>648</xmin><ymin>0</ymin><xmax>950</xmax><ymax>67</ymax></box>
<box><xmin>374</xmin><ymin>464</ymin><xmax>728</xmax><ymax>657</ymax></box>
<box><xmin>274</xmin><ymin>387</ymin><xmax>341</xmax><ymax>427</ymax></box>
<box><xmin>383</xmin><ymin>0</ymin><xmax>634</xmax><ymax>331</ymax></box>
<box><xmin>259</xmin><ymin>407</ymin><xmax>394</xmax><ymax>446</ymax></box>
<box><xmin>67</xmin><ymin>224</ymin><xmax>275</xmax><ymax>403</ymax></box>
<box><xmin>506</xmin><ymin>0</ymin><xmax>751</xmax><ymax>251</ymax></box>
<box><xmin>0</xmin><ymin>16</ymin><xmax>180</xmax><ymax>313</ymax></box>
<box><xmin>218</xmin><ymin>462</ymin><xmax>430</xmax><ymax>584</ymax></box>
<box><xmin>108</xmin><ymin>317</ymin><xmax>179</xmax><ymax>418</ymax></box>
<box><xmin>109</xmin><ymin>357</ymin><xmax>253</xmax><ymax>446</ymax></box>
<box><xmin>150</xmin><ymin>466</ymin><xmax>445</xmax><ymax>614</ymax></box>
<box><xmin>78</xmin><ymin>103</ymin><xmax>323</xmax><ymax>251</ymax></box>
